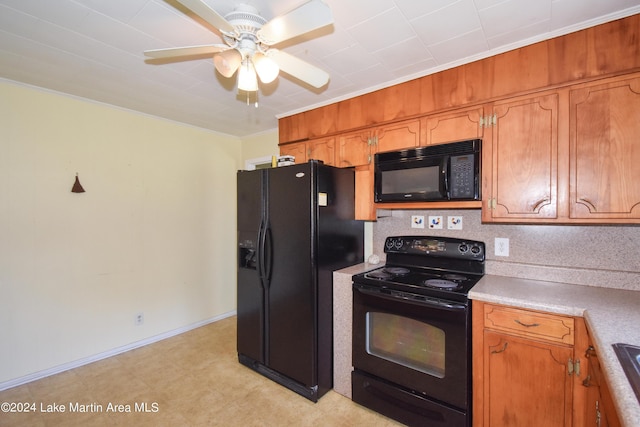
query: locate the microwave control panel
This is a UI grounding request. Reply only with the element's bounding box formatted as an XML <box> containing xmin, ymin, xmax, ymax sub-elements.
<box><xmin>449</xmin><ymin>155</ymin><xmax>476</xmax><ymax>199</ymax></box>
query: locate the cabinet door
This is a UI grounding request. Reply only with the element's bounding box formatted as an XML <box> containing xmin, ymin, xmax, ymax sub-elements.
<box><xmin>569</xmin><ymin>75</ymin><xmax>640</xmax><ymax>220</ymax></box>
<box><xmin>354</xmin><ymin>165</ymin><xmax>376</xmax><ymax>221</ymax></box>
<box><xmin>337</xmin><ymin>131</ymin><xmax>373</xmax><ymax>167</ymax></box>
<box><xmin>308</xmin><ymin>137</ymin><xmax>335</xmax><ymax>166</ymax></box>
<box><xmin>425</xmin><ymin>106</ymin><xmax>484</xmax><ymax>145</ymax></box>
<box><xmin>483</xmin><ymin>93</ymin><xmax>559</xmax><ymax>222</ymax></box>
<box><xmin>583</xmin><ymin>343</ymin><xmax>622</xmax><ymax>427</ymax></box>
<box><xmin>280</xmin><ymin>138</ymin><xmax>336</xmax><ymax>166</ymax></box>
<box><xmin>374</xmin><ymin>119</ymin><xmax>421</xmax><ymax>153</ymax></box>
<box><xmin>483</xmin><ymin>331</ymin><xmax>573</xmax><ymax>427</ymax></box>
<box><xmin>280</xmin><ymin>142</ymin><xmax>307</xmax><ymax>164</ymax></box>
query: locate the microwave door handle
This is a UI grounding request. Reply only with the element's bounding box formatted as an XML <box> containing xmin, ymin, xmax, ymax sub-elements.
<box><xmin>441</xmin><ymin>156</ymin><xmax>450</xmax><ymax>198</ymax></box>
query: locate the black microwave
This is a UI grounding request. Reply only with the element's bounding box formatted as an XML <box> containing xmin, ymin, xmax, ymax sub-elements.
<box><xmin>374</xmin><ymin>139</ymin><xmax>481</xmax><ymax>202</ymax></box>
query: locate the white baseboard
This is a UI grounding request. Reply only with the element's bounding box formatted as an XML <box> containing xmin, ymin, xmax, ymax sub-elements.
<box><xmin>0</xmin><ymin>311</ymin><xmax>237</xmax><ymax>392</ymax></box>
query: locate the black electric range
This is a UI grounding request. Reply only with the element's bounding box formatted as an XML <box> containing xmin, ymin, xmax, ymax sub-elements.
<box><xmin>351</xmin><ymin>235</ymin><xmax>486</xmax><ymax>427</ymax></box>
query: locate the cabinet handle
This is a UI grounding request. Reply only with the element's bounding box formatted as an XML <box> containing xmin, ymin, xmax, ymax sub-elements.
<box><xmin>491</xmin><ymin>342</ymin><xmax>508</xmax><ymax>354</ymax></box>
<box><xmin>514</xmin><ymin>319</ymin><xmax>540</xmax><ymax>328</ymax></box>
<box><xmin>582</xmin><ymin>374</ymin><xmax>592</xmax><ymax>387</ymax></box>
<box><xmin>585</xmin><ymin>345</ymin><xmax>596</xmax><ymax>358</ymax></box>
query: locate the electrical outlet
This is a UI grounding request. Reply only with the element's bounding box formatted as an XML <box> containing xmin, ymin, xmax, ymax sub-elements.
<box><xmin>448</xmin><ymin>216</ymin><xmax>463</xmax><ymax>230</ymax></box>
<box><xmin>428</xmin><ymin>216</ymin><xmax>443</xmax><ymax>229</ymax></box>
<box><xmin>495</xmin><ymin>238</ymin><xmax>510</xmax><ymax>257</ymax></box>
<box><xmin>411</xmin><ymin>215</ymin><xmax>425</xmax><ymax>229</ymax></box>
<box><xmin>135</xmin><ymin>312</ymin><xmax>144</xmax><ymax>326</ymax></box>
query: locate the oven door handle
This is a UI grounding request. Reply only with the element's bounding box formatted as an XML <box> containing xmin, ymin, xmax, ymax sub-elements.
<box><xmin>354</xmin><ymin>286</ymin><xmax>467</xmax><ymax>312</ymax></box>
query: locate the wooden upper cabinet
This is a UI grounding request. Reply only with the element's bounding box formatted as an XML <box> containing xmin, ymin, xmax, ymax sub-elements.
<box><xmin>337</xmin><ymin>130</ymin><xmax>373</xmax><ymax>167</ymax></box>
<box><xmin>279</xmin><ymin>141</ymin><xmax>307</xmax><ymax>164</ymax></box>
<box><xmin>569</xmin><ymin>74</ymin><xmax>640</xmax><ymax>221</ymax></box>
<box><xmin>280</xmin><ymin>137</ymin><xmax>336</xmax><ymax>166</ymax></box>
<box><xmin>425</xmin><ymin>106</ymin><xmax>485</xmax><ymax>145</ymax></box>
<box><xmin>375</xmin><ymin>119</ymin><xmax>421</xmax><ymax>153</ymax></box>
<box><xmin>337</xmin><ymin>119</ymin><xmax>421</xmax><ymax>167</ymax></box>
<box><xmin>308</xmin><ymin>137</ymin><xmax>335</xmax><ymax>165</ymax></box>
<box><xmin>483</xmin><ymin>92</ymin><xmax>559</xmax><ymax>222</ymax></box>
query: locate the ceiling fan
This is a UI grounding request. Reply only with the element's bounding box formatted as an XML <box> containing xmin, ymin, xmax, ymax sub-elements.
<box><xmin>144</xmin><ymin>0</ymin><xmax>334</xmax><ymax>97</ymax></box>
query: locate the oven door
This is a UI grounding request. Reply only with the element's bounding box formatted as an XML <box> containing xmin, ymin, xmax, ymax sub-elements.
<box><xmin>352</xmin><ymin>283</ymin><xmax>471</xmax><ymax>410</ymax></box>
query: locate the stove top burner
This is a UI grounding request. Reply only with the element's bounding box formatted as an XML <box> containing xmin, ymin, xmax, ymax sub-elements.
<box><xmin>366</xmin><ymin>270</ymin><xmax>394</xmax><ymax>280</ymax></box>
<box><xmin>442</xmin><ymin>273</ymin><xmax>468</xmax><ymax>281</ymax></box>
<box><xmin>384</xmin><ymin>267</ymin><xmax>410</xmax><ymax>275</ymax></box>
<box><xmin>365</xmin><ymin>266</ymin><xmax>411</xmax><ymax>280</ymax></box>
<box><xmin>422</xmin><ymin>279</ymin><xmax>460</xmax><ymax>290</ymax></box>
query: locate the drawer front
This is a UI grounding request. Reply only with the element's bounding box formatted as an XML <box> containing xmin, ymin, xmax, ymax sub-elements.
<box><xmin>483</xmin><ymin>304</ymin><xmax>574</xmax><ymax>345</ymax></box>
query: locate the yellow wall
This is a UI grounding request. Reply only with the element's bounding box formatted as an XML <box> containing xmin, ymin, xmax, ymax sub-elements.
<box><xmin>241</xmin><ymin>130</ymin><xmax>279</xmax><ymax>162</ymax></box>
<box><xmin>0</xmin><ymin>81</ymin><xmax>242</xmax><ymax>384</ymax></box>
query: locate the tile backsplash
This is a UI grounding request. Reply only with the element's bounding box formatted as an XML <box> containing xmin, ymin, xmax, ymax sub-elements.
<box><xmin>371</xmin><ymin>209</ymin><xmax>640</xmax><ymax>291</ymax></box>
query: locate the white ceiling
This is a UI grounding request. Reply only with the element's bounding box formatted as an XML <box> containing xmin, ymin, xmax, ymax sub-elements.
<box><xmin>1</xmin><ymin>0</ymin><xmax>639</xmax><ymax>138</ymax></box>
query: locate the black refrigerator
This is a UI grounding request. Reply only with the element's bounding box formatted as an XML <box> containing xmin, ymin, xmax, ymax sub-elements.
<box><xmin>237</xmin><ymin>160</ymin><xmax>363</xmax><ymax>402</ymax></box>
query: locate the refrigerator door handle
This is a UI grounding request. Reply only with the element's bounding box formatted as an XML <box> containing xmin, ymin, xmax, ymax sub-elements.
<box><xmin>257</xmin><ymin>219</ymin><xmax>267</xmax><ymax>286</ymax></box>
<box><xmin>263</xmin><ymin>225</ymin><xmax>273</xmax><ymax>287</ymax></box>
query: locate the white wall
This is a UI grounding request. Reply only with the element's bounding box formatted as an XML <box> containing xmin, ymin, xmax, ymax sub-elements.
<box><xmin>0</xmin><ymin>81</ymin><xmax>242</xmax><ymax>385</ymax></box>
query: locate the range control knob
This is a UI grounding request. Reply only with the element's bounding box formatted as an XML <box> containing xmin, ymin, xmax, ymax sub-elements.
<box><xmin>394</xmin><ymin>238</ymin><xmax>404</xmax><ymax>249</ymax></box>
<box><xmin>458</xmin><ymin>244</ymin><xmax>469</xmax><ymax>254</ymax></box>
<box><xmin>470</xmin><ymin>245</ymin><xmax>482</xmax><ymax>255</ymax></box>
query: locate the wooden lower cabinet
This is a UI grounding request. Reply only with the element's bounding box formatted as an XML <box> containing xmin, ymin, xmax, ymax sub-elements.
<box><xmin>583</xmin><ymin>341</ymin><xmax>622</xmax><ymax>427</ymax></box>
<box><xmin>473</xmin><ymin>301</ymin><xmax>589</xmax><ymax>426</ymax></box>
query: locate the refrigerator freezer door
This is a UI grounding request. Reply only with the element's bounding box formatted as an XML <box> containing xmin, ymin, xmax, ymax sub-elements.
<box><xmin>237</xmin><ymin>170</ymin><xmax>266</xmax><ymax>364</ymax></box>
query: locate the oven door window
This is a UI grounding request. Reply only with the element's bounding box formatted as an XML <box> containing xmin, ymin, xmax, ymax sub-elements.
<box><xmin>366</xmin><ymin>312</ymin><xmax>445</xmax><ymax>378</ymax></box>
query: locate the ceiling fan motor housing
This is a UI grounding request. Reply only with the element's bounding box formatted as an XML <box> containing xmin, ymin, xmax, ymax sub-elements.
<box><xmin>223</xmin><ymin>4</ymin><xmax>266</xmax><ymax>57</ymax></box>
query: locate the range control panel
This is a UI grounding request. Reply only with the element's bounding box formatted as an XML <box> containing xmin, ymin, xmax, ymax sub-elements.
<box><xmin>384</xmin><ymin>236</ymin><xmax>485</xmax><ymax>261</ymax></box>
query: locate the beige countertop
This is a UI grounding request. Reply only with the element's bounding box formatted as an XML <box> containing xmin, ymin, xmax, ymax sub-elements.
<box><xmin>470</xmin><ymin>275</ymin><xmax>640</xmax><ymax>427</ymax></box>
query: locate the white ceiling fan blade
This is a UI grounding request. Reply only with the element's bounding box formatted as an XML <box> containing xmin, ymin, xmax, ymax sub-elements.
<box><xmin>268</xmin><ymin>49</ymin><xmax>329</xmax><ymax>89</ymax></box>
<box><xmin>257</xmin><ymin>0</ymin><xmax>333</xmax><ymax>45</ymax></box>
<box><xmin>144</xmin><ymin>45</ymin><xmax>228</xmax><ymax>59</ymax></box>
<box><xmin>177</xmin><ymin>0</ymin><xmax>236</xmax><ymax>35</ymax></box>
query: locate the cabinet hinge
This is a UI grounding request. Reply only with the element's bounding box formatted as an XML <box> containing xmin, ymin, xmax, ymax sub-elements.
<box><xmin>480</xmin><ymin>114</ymin><xmax>497</xmax><ymax>128</ymax></box>
<box><xmin>568</xmin><ymin>358</ymin><xmax>581</xmax><ymax>376</ymax></box>
<box><xmin>487</xmin><ymin>198</ymin><xmax>497</xmax><ymax>210</ymax></box>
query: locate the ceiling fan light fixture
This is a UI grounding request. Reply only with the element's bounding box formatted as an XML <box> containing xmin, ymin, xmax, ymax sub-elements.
<box><xmin>237</xmin><ymin>58</ymin><xmax>258</xmax><ymax>92</ymax></box>
<box><xmin>213</xmin><ymin>49</ymin><xmax>242</xmax><ymax>78</ymax></box>
<box><xmin>253</xmin><ymin>52</ymin><xmax>279</xmax><ymax>84</ymax></box>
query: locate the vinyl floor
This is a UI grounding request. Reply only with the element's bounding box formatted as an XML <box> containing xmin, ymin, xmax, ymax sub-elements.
<box><xmin>0</xmin><ymin>316</ymin><xmax>403</xmax><ymax>426</ymax></box>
